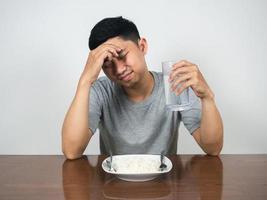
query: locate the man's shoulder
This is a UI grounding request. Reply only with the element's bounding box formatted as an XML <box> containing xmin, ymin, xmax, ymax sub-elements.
<box><xmin>151</xmin><ymin>71</ymin><xmax>163</xmax><ymax>83</ymax></box>
<box><xmin>93</xmin><ymin>76</ymin><xmax>112</xmax><ymax>86</ymax></box>
<box><xmin>91</xmin><ymin>76</ymin><xmax>115</xmax><ymax>94</ymax></box>
<box><xmin>151</xmin><ymin>71</ymin><xmax>163</xmax><ymax>77</ymax></box>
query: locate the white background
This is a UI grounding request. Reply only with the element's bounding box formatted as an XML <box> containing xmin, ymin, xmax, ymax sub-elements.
<box><xmin>0</xmin><ymin>0</ymin><xmax>266</xmax><ymax>155</ymax></box>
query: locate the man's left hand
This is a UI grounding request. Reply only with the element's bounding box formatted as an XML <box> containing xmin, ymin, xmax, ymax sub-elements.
<box><xmin>169</xmin><ymin>60</ymin><xmax>214</xmax><ymax>100</ymax></box>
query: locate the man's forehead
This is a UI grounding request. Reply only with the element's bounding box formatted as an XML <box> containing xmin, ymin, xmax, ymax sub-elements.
<box><xmin>106</xmin><ymin>37</ymin><xmax>134</xmax><ymax>49</ymax></box>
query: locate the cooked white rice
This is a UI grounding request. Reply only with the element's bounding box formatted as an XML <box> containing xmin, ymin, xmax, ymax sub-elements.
<box><xmin>112</xmin><ymin>156</ymin><xmax>161</xmax><ymax>173</ymax></box>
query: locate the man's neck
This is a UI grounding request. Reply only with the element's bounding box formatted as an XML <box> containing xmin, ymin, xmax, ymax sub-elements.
<box><xmin>122</xmin><ymin>71</ymin><xmax>154</xmax><ymax>102</ymax></box>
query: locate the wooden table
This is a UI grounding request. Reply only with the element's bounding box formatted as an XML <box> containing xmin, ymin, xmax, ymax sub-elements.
<box><xmin>0</xmin><ymin>155</ymin><xmax>267</xmax><ymax>200</ymax></box>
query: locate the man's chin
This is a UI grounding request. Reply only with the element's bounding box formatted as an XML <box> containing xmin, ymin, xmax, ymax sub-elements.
<box><xmin>116</xmin><ymin>73</ymin><xmax>136</xmax><ymax>87</ymax></box>
<box><xmin>117</xmin><ymin>80</ymin><xmax>134</xmax><ymax>88</ymax></box>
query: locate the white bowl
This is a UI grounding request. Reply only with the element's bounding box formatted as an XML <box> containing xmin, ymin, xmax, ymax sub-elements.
<box><xmin>102</xmin><ymin>154</ymin><xmax>173</xmax><ymax>182</ymax></box>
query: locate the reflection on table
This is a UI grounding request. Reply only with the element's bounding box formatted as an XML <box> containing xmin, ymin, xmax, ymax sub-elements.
<box><xmin>62</xmin><ymin>155</ymin><xmax>223</xmax><ymax>200</ymax></box>
<box><xmin>1</xmin><ymin>155</ymin><xmax>266</xmax><ymax>199</ymax></box>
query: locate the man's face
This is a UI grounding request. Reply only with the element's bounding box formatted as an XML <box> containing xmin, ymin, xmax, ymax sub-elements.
<box><xmin>101</xmin><ymin>37</ymin><xmax>148</xmax><ymax>88</ymax></box>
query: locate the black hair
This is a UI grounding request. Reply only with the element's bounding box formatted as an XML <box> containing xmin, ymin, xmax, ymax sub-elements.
<box><xmin>88</xmin><ymin>16</ymin><xmax>141</xmax><ymax>50</ymax></box>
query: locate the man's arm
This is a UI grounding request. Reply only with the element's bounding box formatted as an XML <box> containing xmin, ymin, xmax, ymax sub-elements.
<box><xmin>170</xmin><ymin>60</ymin><xmax>223</xmax><ymax>156</ymax></box>
<box><xmin>61</xmin><ymin>83</ymin><xmax>93</xmax><ymax>160</ymax></box>
<box><xmin>192</xmin><ymin>97</ymin><xmax>223</xmax><ymax>156</ymax></box>
<box><xmin>62</xmin><ymin>43</ymin><xmax>122</xmax><ymax>160</ymax></box>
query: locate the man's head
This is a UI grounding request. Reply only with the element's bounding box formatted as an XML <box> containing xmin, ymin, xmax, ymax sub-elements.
<box><xmin>88</xmin><ymin>16</ymin><xmax>149</xmax><ymax>88</ymax></box>
<box><xmin>89</xmin><ymin>16</ymin><xmax>140</xmax><ymax>50</ymax></box>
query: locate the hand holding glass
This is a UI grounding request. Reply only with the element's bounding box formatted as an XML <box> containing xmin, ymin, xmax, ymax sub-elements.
<box><xmin>162</xmin><ymin>61</ymin><xmax>191</xmax><ymax>111</ymax></box>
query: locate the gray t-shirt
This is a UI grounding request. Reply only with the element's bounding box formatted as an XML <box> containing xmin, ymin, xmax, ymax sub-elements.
<box><xmin>89</xmin><ymin>71</ymin><xmax>201</xmax><ymax>155</ymax></box>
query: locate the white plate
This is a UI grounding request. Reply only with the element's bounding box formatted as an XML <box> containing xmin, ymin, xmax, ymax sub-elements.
<box><xmin>102</xmin><ymin>154</ymin><xmax>173</xmax><ymax>182</ymax></box>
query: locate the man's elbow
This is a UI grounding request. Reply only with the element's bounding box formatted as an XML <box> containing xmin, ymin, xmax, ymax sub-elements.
<box><xmin>205</xmin><ymin>145</ymin><xmax>223</xmax><ymax>156</ymax></box>
<box><xmin>62</xmin><ymin>148</ymin><xmax>83</xmax><ymax>160</ymax></box>
<box><xmin>202</xmin><ymin>141</ymin><xmax>223</xmax><ymax>156</ymax></box>
<box><xmin>206</xmin><ymin>150</ymin><xmax>221</xmax><ymax>156</ymax></box>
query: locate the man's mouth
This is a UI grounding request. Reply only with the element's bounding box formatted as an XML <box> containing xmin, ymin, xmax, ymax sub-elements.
<box><xmin>118</xmin><ymin>71</ymin><xmax>133</xmax><ymax>81</ymax></box>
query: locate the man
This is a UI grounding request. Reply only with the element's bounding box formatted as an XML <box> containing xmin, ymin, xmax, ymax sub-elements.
<box><xmin>62</xmin><ymin>16</ymin><xmax>223</xmax><ymax>159</ymax></box>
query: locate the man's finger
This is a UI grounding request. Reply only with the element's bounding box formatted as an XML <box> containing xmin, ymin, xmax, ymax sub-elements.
<box><xmin>108</xmin><ymin>49</ymin><xmax>119</xmax><ymax>58</ymax></box>
<box><xmin>172</xmin><ymin>60</ymin><xmax>193</xmax><ymax>70</ymax></box>
<box><xmin>170</xmin><ymin>73</ymin><xmax>192</xmax><ymax>91</ymax></box>
<box><xmin>96</xmin><ymin>46</ymin><xmax>118</xmax><ymax>61</ymax></box>
<box><xmin>169</xmin><ymin>65</ymin><xmax>196</xmax><ymax>81</ymax></box>
<box><xmin>102</xmin><ymin>43</ymin><xmax>122</xmax><ymax>52</ymax></box>
<box><xmin>94</xmin><ymin>43</ymin><xmax>122</xmax><ymax>57</ymax></box>
<box><xmin>174</xmin><ymin>80</ymin><xmax>193</xmax><ymax>96</ymax></box>
<box><xmin>100</xmin><ymin>51</ymin><xmax>113</xmax><ymax>63</ymax></box>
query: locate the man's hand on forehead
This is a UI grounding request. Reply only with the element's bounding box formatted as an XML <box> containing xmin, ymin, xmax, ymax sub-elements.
<box><xmin>103</xmin><ymin>49</ymin><xmax>126</xmax><ymax>64</ymax></box>
<box><xmin>103</xmin><ymin>41</ymin><xmax>127</xmax><ymax>55</ymax></box>
<box><xmin>103</xmin><ymin>42</ymin><xmax>121</xmax><ymax>48</ymax></box>
<box><xmin>104</xmin><ymin>48</ymin><xmax>127</xmax><ymax>62</ymax></box>
<box><xmin>117</xmin><ymin>48</ymin><xmax>127</xmax><ymax>59</ymax></box>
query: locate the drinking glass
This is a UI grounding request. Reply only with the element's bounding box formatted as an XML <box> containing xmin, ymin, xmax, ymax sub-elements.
<box><xmin>162</xmin><ymin>61</ymin><xmax>191</xmax><ymax>111</ymax></box>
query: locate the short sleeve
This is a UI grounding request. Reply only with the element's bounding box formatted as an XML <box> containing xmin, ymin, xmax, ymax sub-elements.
<box><xmin>180</xmin><ymin>88</ymin><xmax>202</xmax><ymax>135</ymax></box>
<box><xmin>88</xmin><ymin>84</ymin><xmax>102</xmax><ymax>134</ymax></box>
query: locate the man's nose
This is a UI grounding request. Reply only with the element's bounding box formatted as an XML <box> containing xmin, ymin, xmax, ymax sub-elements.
<box><xmin>114</xmin><ymin>60</ymin><xmax>127</xmax><ymax>75</ymax></box>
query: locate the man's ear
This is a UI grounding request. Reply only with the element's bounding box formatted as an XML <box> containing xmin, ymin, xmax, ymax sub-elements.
<box><xmin>138</xmin><ymin>38</ymin><xmax>148</xmax><ymax>55</ymax></box>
